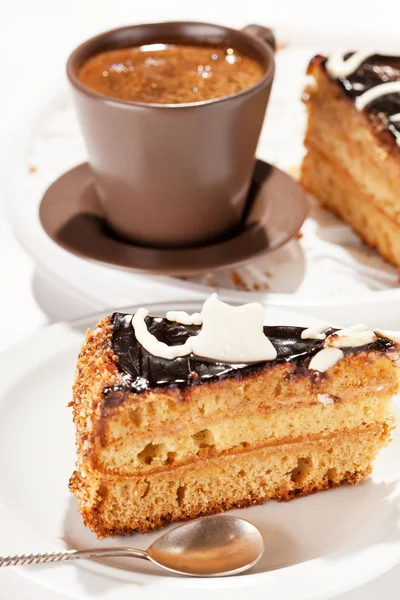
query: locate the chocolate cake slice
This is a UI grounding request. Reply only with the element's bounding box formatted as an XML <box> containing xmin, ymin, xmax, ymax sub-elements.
<box><xmin>69</xmin><ymin>295</ymin><xmax>399</xmax><ymax>537</ymax></box>
<box><xmin>301</xmin><ymin>51</ymin><xmax>400</xmax><ymax>266</ymax></box>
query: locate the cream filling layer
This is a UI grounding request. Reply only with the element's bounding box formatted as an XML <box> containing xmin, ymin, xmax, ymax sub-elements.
<box><xmin>96</xmin><ymin>394</ymin><xmax>394</xmax><ymax>474</ymax></box>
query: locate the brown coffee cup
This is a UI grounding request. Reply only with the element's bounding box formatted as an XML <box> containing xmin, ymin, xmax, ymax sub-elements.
<box><xmin>67</xmin><ymin>22</ymin><xmax>275</xmax><ymax>248</ymax></box>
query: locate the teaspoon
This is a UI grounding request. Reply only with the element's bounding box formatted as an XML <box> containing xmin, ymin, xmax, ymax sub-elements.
<box><xmin>0</xmin><ymin>515</ymin><xmax>264</xmax><ymax>577</ymax></box>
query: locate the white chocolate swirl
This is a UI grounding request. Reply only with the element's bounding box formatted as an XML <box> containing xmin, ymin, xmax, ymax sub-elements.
<box><xmin>326</xmin><ymin>51</ymin><xmax>380</xmax><ymax>78</ymax></box>
<box><xmin>132</xmin><ymin>308</ymin><xmax>193</xmax><ymax>360</ymax></box>
<box><xmin>355</xmin><ymin>82</ymin><xmax>400</xmax><ymax>111</ymax></box>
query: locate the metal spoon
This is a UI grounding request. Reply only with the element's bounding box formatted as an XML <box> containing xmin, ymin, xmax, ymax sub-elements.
<box><xmin>0</xmin><ymin>515</ymin><xmax>264</xmax><ymax>577</ymax></box>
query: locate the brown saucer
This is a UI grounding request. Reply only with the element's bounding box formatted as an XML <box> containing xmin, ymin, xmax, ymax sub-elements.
<box><xmin>39</xmin><ymin>160</ymin><xmax>307</xmax><ymax>276</ymax></box>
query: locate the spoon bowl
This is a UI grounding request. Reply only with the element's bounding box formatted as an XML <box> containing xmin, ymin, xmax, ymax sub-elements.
<box><xmin>147</xmin><ymin>515</ymin><xmax>265</xmax><ymax>576</ymax></box>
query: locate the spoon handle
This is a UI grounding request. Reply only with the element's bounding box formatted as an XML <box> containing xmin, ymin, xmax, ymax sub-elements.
<box><xmin>0</xmin><ymin>547</ymin><xmax>149</xmax><ymax>568</ymax></box>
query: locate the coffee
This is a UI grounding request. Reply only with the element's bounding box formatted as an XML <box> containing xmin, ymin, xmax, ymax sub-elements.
<box><xmin>78</xmin><ymin>44</ymin><xmax>264</xmax><ymax>104</ymax></box>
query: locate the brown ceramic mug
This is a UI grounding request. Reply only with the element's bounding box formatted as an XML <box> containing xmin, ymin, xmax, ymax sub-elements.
<box><xmin>67</xmin><ymin>22</ymin><xmax>275</xmax><ymax>248</ymax></box>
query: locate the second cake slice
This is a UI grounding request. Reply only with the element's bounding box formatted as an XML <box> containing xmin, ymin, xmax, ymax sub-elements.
<box><xmin>301</xmin><ymin>52</ymin><xmax>400</xmax><ymax>266</ymax></box>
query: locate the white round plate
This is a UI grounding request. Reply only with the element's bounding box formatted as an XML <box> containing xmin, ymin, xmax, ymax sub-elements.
<box><xmin>6</xmin><ymin>33</ymin><xmax>400</xmax><ymax>327</ymax></box>
<box><xmin>0</xmin><ymin>301</ymin><xmax>399</xmax><ymax>600</ymax></box>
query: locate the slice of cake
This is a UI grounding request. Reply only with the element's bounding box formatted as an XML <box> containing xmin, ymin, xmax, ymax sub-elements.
<box><xmin>69</xmin><ymin>294</ymin><xmax>399</xmax><ymax>537</ymax></box>
<box><xmin>301</xmin><ymin>51</ymin><xmax>400</xmax><ymax>266</ymax></box>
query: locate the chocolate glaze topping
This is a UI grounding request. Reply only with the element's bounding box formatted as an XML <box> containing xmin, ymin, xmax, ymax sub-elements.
<box><xmin>324</xmin><ymin>54</ymin><xmax>400</xmax><ymax>143</ymax></box>
<box><xmin>108</xmin><ymin>313</ymin><xmax>393</xmax><ymax>394</ymax></box>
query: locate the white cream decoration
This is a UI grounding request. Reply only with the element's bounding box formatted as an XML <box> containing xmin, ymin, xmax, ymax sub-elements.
<box><xmin>190</xmin><ymin>294</ymin><xmax>277</xmax><ymax>363</ymax></box>
<box><xmin>354</xmin><ymin>82</ymin><xmax>400</xmax><ymax>111</ymax></box>
<box><xmin>166</xmin><ymin>311</ymin><xmax>202</xmax><ymax>326</ymax></box>
<box><xmin>132</xmin><ymin>309</ymin><xmax>193</xmax><ymax>360</ymax></box>
<box><xmin>375</xmin><ymin>329</ymin><xmax>400</xmax><ymax>344</ymax></box>
<box><xmin>301</xmin><ymin>323</ymin><xmax>330</xmax><ymax>340</ymax></box>
<box><xmin>355</xmin><ymin>82</ymin><xmax>400</xmax><ymax>148</ymax></box>
<box><xmin>309</xmin><ymin>324</ymin><xmax>380</xmax><ymax>372</ymax></box>
<box><xmin>131</xmin><ymin>294</ymin><xmax>277</xmax><ymax>363</ymax></box>
<box><xmin>326</xmin><ymin>50</ymin><xmax>400</xmax><ymax>79</ymax></box>
<box><xmin>309</xmin><ymin>348</ymin><xmax>344</xmax><ymax>373</ymax></box>
<box><xmin>317</xmin><ymin>393</ymin><xmax>335</xmax><ymax>405</ymax></box>
<box><xmin>325</xmin><ymin>324</ymin><xmax>377</xmax><ymax>348</ymax></box>
<box><xmin>326</xmin><ymin>51</ymin><xmax>378</xmax><ymax>79</ymax></box>
<box><xmin>132</xmin><ymin>295</ymin><xmax>379</xmax><ymax>369</ymax></box>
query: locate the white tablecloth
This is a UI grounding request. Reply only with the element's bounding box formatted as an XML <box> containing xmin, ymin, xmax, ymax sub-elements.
<box><xmin>1</xmin><ymin>1</ymin><xmax>399</xmax><ymax>597</ymax></box>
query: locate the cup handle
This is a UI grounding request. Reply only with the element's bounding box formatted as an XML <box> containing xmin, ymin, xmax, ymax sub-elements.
<box><xmin>241</xmin><ymin>25</ymin><xmax>276</xmax><ymax>52</ymax></box>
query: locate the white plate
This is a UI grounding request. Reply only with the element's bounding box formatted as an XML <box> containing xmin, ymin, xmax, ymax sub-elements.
<box><xmin>0</xmin><ymin>301</ymin><xmax>399</xmax><ymax>600</ymax></box>
<box><xmin>6</xmin><ymin>34</ymin><xmax>400</xmax><ymax>327</ymax></box>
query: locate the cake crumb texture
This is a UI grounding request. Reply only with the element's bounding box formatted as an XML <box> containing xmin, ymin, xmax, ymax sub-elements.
<box><xmin>69</xmin><ymin>423</ymin><xmax>386</xmax><ymax>537</ymax></box>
